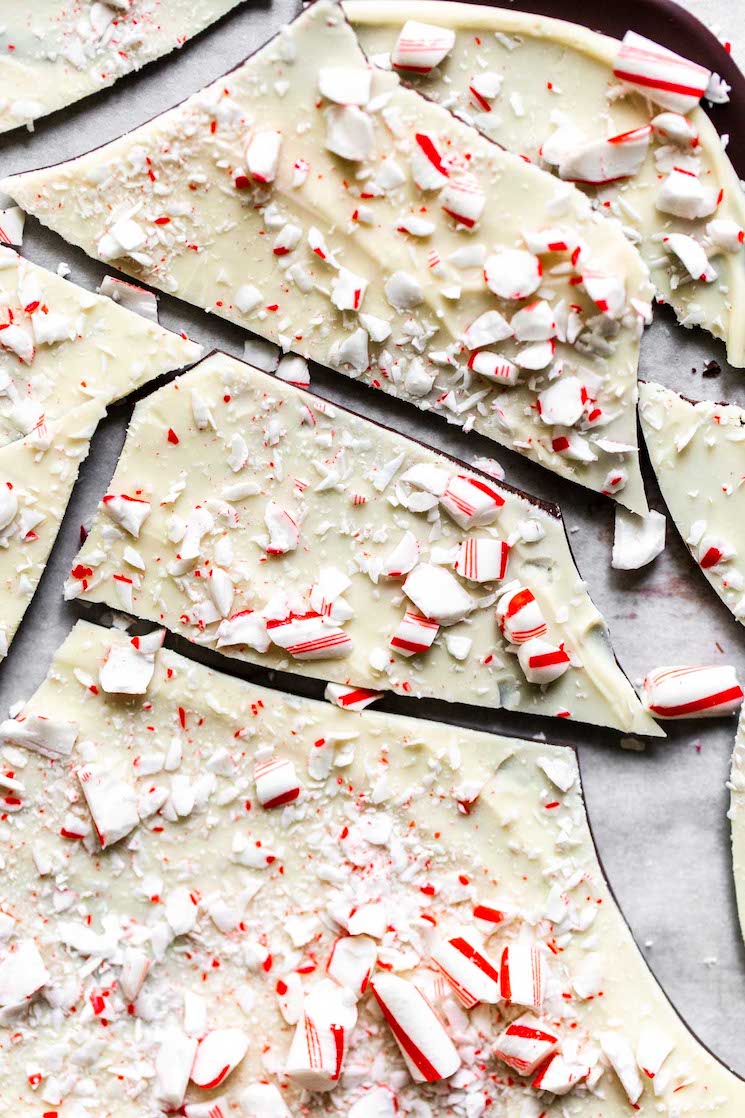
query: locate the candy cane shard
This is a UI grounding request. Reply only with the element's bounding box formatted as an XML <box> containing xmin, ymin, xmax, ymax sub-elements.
<box><xmin>2</xmin><ymin>618</ymin><xmax>744</xmax><ymax>1113</ymax></box>
<box><xmin>639</xmin><ymin>381</ymin><xmax>745</xmax><ymax>624</ymax></box>
<box><xmin>0</xmin><ymin>0</ymin><xmax>243</xmax><ymax>135</ymax></box>
<box><xmin>642</xmin><ymin>666</ymin><xmax>743</xmax><ymax>720</ymax></box>
<box><xmin>347</xmin><ymin>3</ymin><xmax>745</xmax><ymax>368</ymax></box>
<box><xmin>1</xmin><ymin>4</ymin><xmax>654</xmax><ymax>511</ymax></box>
<box><xmin>66</xmin><ymin>351</ymin><xmax>660</xmax><ymax>736</ymax></box>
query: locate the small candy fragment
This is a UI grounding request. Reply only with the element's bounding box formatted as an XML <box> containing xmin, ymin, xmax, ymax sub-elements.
<box><xmin>636</xmin><ymin>1025</ymin><xmax>674</xmax><ymax>1080</ymax></box>
<box><xmin>0</xmin><ymin>207</ymin><xmax>25</xmax><ymax>247</ymax></box>
<box><xmin>286</xmin><ymin>979</ymin><xmax>357</xmax><ymax>1091</ymax></box>
<box><xmin>484</xmin><ymin>249</ymin><xmax>542</xmax><ymax>301</ymax></box>
<box><xmin>266</xmin><ymin>612</ymin><xmax>352</xmax><ymax>660</ymax></box>
<box><xmin>369</xmin><ymin>973</ymin><xmax>461</xmax><ymax>1083</ymax></box>
<box><xmin>191</xmin><ymin>1029</ymin><xmax>250</xmax><ymax>1090</ymax></box>
<box><xmin>245</xmin><ymin>130</ymin><xmax>281</xmax><ymax>183</ymax></box>
<box><xmin>707</xmin><ymin>218</ymin><xmax>745</xmax><ymax>253</ymax></box>
<box><xmin>0</xmin><ymin>322</ymin><xmax>34</xmax><ymax>364</ymax></box>
<box><xmin>468</xmin><ymin>350</ymin><xmax>518</xmax><ymax>386</ymax></box>
<box><xmin>499</xmin><ymin>944</ymin><xmax>545</xmax><ymax>1009</ymax></box>
<box><xmin>559</xmin><ymin>126</ymin><xmax>651</xmax><ymax>184</ymax></box>
<box><xmin>664</xmin><ymin>232</ymin><xmax>716</xmax><ymax>282</ymax></box>
<box><xmin>612</xmin><ymin>508</ymin><xmax>666</xmax><ymax>570</ymax></box>
<box><xmin>656</xmin><ymin>170</ymin><xmax>718</xmax><ymax>220</ymax></box>
<box><xmin>99</xmin><ymin>631</ymin><xmax>164</xmax><ymax>695</ymax></box>
<box><xmin>390</xmin><ymin>609</ymin><xmax>439</xmax><ymax>657</ymax></box>
<box><xmin>600</xmin><ymin>1031</ymin><xmax>644</xmax><ymax>1105</ymax></box>
<box><xmin>331</xmin><ymin>268</ymin><xmax>368</xmax><ymax>312</ymax></box>
<box><xmin>517</xmin><ymin>638</ymin><xmax>571</xmax><ymax>685</ymax></box>
<box><xmin>318</xmin><ymin>67</ymin><xmax>372</xmax><ymax>106</ymax></box>
<box><xmin>430</xmin><ymin>930</ymin><xmax>500</xmax><ymax>1008</ymax></box>
<box><xmin>325</xmin><ymin>105</ymin><xmax>374</xmax><ymax>162</ymax></box>
<box><xmin>380</xmin><ymin>530</ymin><xmax>420</xmax><ymax>578</ymax></box>
<box><xmin>403</xmin><ymin>564</ymin><xmax>475</xmax><ymax>626</ymax></box>
<box><xmin>185</xmin><ymin>1099</ymin><xmax>228</xmax><ymax>1118</ymax></box>
<box><xmin>102</xmin><ymin>493</ymin><xmax>151</xmax><ymax>537</ymax></box>
<box><xmin>77</xmin><ymin>764</ymin><xmax>139</xmax><ymax>849</ymax></box>
<box><xmin>537</xmin><ymin>378</ymin><xmax>585</xmax><ymax>427</ymax></box>
<box><xmin>469</xmin><ymin>71</ymin><xmax>503</xmax><ymax>111</ymax></box>
<box><xmin>440</xmin><ymin>474</ymin><xmax>505</xmax><ymax>529</ymax></box>
<box><xmin>327</xmin><ymin>934</ymin><xmax>377</xmax><ymax>997</ymax></box>
<box><xmin>392</xmin><ymin>20</ymin><xmax>455</xmax><ymax>74</ymax></box>
<box><xmin>264</xmin><ymin>499</ymin><xmax>300</xmax><ymax>555</ymax></box>
<box><xmin>410</xmin><ymin>132</ymin><xmax>449</xmax><ymax>191</ymax></box>
<box><xmin>651</xmin><ymin>112</ymin><xmax>699</xmax><ymax>146</ymax></box>
<box><xmin>497</xmin><ymin>587</ymin><xmax>547</xmax><ymax>645</ymax></box>
<box><xmin>641</xmin><ymin>665</ymin><xmax>743</xmax><ymax>719</ymax></box>
<box><xmin>440</xmin><ymin>173</ymin><xmax>485</xmax><ymax>229</ymax></box>
<box><xmin>325</xmin><ymin>684</ymin><xmax>381</xmax><ymax>711</ymax></box>
<box><xmin>612</xmin><ymin>31</ymin><xmax>710</xmax><ymax>113</ymax></box>
<box><xmin>454</xmin><ymin>538</ymin><xmax>510</xmax><ymax>583</ymax></box>
<box><xmin>99</xmin><ymin>275</ymin><xmax>159</xmax><ymax>321</ymax></box>
<box><xmin>216</xmin><ymin>609</ymin><xmax>271</xmax><ymax>653</ymax></box>
<box><xmin>0</xmin><ymin>939</ymin><xmax>48</xmax><ymax>1008</ymax></box>
<box><xmin>0</xmin><ymin>713</ymin><xmax>77</xmax><ymax>759</ymax></box>
<box><xmin>254</xmin><ymin>753</ymin><xmax>301</xmax><ymax>808</ymax></box>
<box><xmin>511</xmin><ymin>300</ymin><xmax>556</xmax><ymax>342</ymax></box>
<box><xmin>240</xmin><ymin>1083</ymin><xmax>291</xmax><ymax>1118</ymax></box>
<box><xmin>493</xmin><ymin>1013</ymin><xmax>558</xmax><ymax>1075</ymax></box>
<box><xmin>155</xmin><ymin>1029</ymin><xmax>197</xmax><ymax>1110</ymax></box>
<box><xmin>119</xmin><ymin>947</ymin><xmax>150</xmax><ymax>1002</ymax></box>
<box><xmin>532</xmin><ymin>1050</ymin><xmax>590</xmax><ymax>1095</ymax></box>
<box><xmin>461</xmin><ymin>309</ymin><xmax>513</xmax><ymax>349</ymax></box>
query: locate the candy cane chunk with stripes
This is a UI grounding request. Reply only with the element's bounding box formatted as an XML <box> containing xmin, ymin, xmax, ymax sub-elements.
<box><xmin>64</xmin><ymin>352</ymin><xmax>659</xmax><ymax>735</ymax></box>
<box><xmin>641</xmin><ymin>666</ymin><xmax>743</xmax><ymax>720</ymax></box>
<box><xmin>3</xmin><ymin>619</ymin><xmax>744</xmax><ymax>1113</ymax></box>
<box><xmin>348</xmin><ymin>5</ymin><xmax>745</xmax><ymax>369</ymax></box>
<box><xmin>254</xmin><ymin>752</ymin><xmax>302</xmax><ymax>808</ymax></box>
<box><xmin>2</xmin><ymin>3</ymin><xmax>656</xmax><ymax>510</ymax></box>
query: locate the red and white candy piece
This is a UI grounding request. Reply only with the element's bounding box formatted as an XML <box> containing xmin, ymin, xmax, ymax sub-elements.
<box><xmin>484</xmin><ymin>249</ymin><xmax>542</xmax><ymax>301</ymax></box>
<box><xmin>390</xmin><ymin>608</ymin><xmax>439</xmax><ymax>657</ymax></box>
<box><xmin>155</xmin><ymin>1029</ymin><xmax>197</xmax><ymax>1109</ymax></box>
<box><xmin>497</xmin><ymin>587</ymin><xmax>547</xmax><ymax>645</ymax></box>
<box><xmin>461</xmin><ymin>309</ymin><xmax>513</xmax><ymax>349</ymax></box>
<box><xmin>245</xmin><ymin>130</ymin><xmax>281</xmax><ymax>184</ymax></box>
<box><xmin>558</xmin><ymin>126</ymin><xmax>651</xmax><ymax>184</ymax></box>
<box><xmin>191</xmin><ymin>1029</ymin><xmax>250</xmax><ymax>1090</ymax></box>
<box><xmin>454</xmin><ymin>538</ymin><xmax>509</xmax><ymax>583</ymax></box>
<box><xmin>695</xmin><ymin>532</ymin><xmax>732</xmax><ymax>569</ymax></box>
<box><xmin>532</xmin><ymin>1050</ymin><xmax>590</xmax><ymax>1095</ymax></box>
<box><xmin>0</xmin><ymin>322</ymin><xmax>34</xmax><ymax>364</ymax></box>
<box><xmin>185</xmin><ymin>1099</ymin><xmax>229</xmax><ymax>1118</ymax></box>
<box><xmin>267</xmin><ymin>611</ymin><xmax>352</xmax><ymax>660</ymax></box>
<box><xmin>264</xmin><ymin>499</ymin><xmax>299</xmax><ymax>555</ymax></box>
<box><xmin>651</xmin><ymin>111</ymin><xmax>699</xmax><ymax>146</ymax></box>
<box><xmin>600</xmin><ymin>1031</ymin><xmax>644</xmax><ymax>1105</ymax></box>
<box><xmin>636</xmin><ymin>1025</ymin><xmax>674</xmax><ymax>1080</ymax></box>
<box><xmin>411</xmin><ymin>132</ymin><xmax>450</xmax><ymax>191</ymax></box>
<box><xmin>216</xmin><ymin>609</ymin><xmax>271</xmax><ymax>653</ymax></box>
<box><xmin>99</xmin><ymin>631</ymin><xmax>163</xmax><ymax>695</ymax></box>
<box><xmin>511</xmin><ymin>300</ymin><xmax>557</xmax><ymax>342</ymax></box>
<box><xmin>403</xmin><ymin>564</ymin><xmax>475</xmax><ymax>626</ymax></box>
<box><xmin>613</xmin><ymin>31</ymin><xmax>710</xmax><ymax>114</ymax></box>
<box><xmin>469</xmin><ymin>71</ymin><xmax>503</xmax><ymax>111</ymax></box>
<box><xmin>318</xmin><ymin>67</ymin><xmax>372</xmax><ymax>106</ymax></box>
<box><xmin>440</xmin><ymin>173</ymin><xmax>485</xmax><ymax>229</ymax></box>
<box><xmin>325</xmin><ymin>684</ymin><xmax>382</xmax><ymax>711</ymax></box>
<box><xmin>582</xmin><ymin>270</ymin><xmax>626</xmax><ymax>317</ymax></box>
<box><xmin>77</xmin><ymin>764</ymin><xmax>139</xmax><ymax>849</ymax></box>
<box><xmin>537</xmin><ymin>378</ymin><xmax>584</xmax><ymax>428</ymax></box>
<box><xmin>0</xmin><ymin>207</ymin><xmax>25</xmax><ymax>246</ymax></box>
<box><xmin>430</xmin><ymin>931</ymin><xmax>500</xmax><ymax>1008</ymax></box>
<box><xmin>522</xmin><ymin>227</ymin><xmax>580</xmax><ymax>256</ymax></box>
<box><xmin>119</xmin><ymin>947</ymin><xmax>150</xmax><ymax>1002</ymax></box>
<box><xmin>499</xmin><ymin>943</ymin><xmax>545</xmax><ymax>1009</ymax></box>
<box><xmin>468</xmin><ymin>350</ymin><xmax>518</xmax><ymax>386</ymax></box>
<box><xmin>381</xmin><ymin>530</ymin><xmax>420</xmax><ymax>578</ymax></box>
<box><xmin>641</xmin><ymin>665</ymin><xmax>743</xmax><ymax>719</ymax></box>
<box><xmin>286</xmin><ymin>979</ymin><xmax>357</xmax><ymax>1091</ymax></box>
<box><xmin>440</xmin><ymin>474</ymin><xmax>505</xmax><ymax>529</ymax></box>
<box><xmin>254</xmin><ymin>753</ymin><xmax>301</xmax><ymax>808</ymax></box>
<box><xmin>518</xmin><ymin>638</ymin><xmax>571</xmax><ymax>685</ymax></box>
<box><xmin>0</xmin><ymin>713</ymin><xmax>77</xmax><ymax>759</ymax></box>
<box><xmin>327</xmin><ymin>934</ymin><xmax>377</xmax><ymax>998</ymax></box>
<box><xmin>493</xmin><ymin>1013</ymin><xmax>558</xmax><ymax>1076</ymax></box>
<box><xmin>663</xmin><ymin>233</ymin><xmax>716</xmax><ymax>282</ymax></box>
<box><xmin>707</xmin><ymin>218</ymin><xmax>745</xmax><ymax>253</ymax></box>
<box><xmin>392</xmin><ymin>20</ymin><xmax>455</xmax><ymax>74</ymax></box>
<box><xmin>331</xmin><ymin>267</ymin><xmax>368</xmax><ymax>312</ymax></box>
<box><xmin>656</xmin><ymin>169</ymin><xmax>718</xmax><ymax>220</ymax></box>
<box><xmin>102</xmin><ymin>493</ymin><xmax>151</xmax><ymax>537</ymax></box>
<box><xmin>99</xmin><ymin>275</ymin><xmax>159</xmax><ymax>321</ymax></box>
<box><xmin>369</xmin><ymin>973</ymin><xmax>461</xmax><ymax>1083</ymax></box>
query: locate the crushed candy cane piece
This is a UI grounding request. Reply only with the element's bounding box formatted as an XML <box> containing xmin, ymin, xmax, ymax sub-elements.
<box><xmin>403</xmin><ymin>563</ymin><xmax>475</xmax><ymax>626</ymax></box>
<box><xmin>454</xmin><ymin>537</ymin><xmax>510</xmax><ymax>583</ymax></box>
<box><xmin>254</xmin><ymin>754</ymin><xmax>301</xmax><ymax>808</ymax></box>
<box><xmin>500</xmin><ymin>943</ymin><xmax>545</xmax><ymax>1009</ymax></box>
<box><xmin>497</xmin><ymin>586</ymin><xmax>547</xmax><ymax>644</ymax></box>
<box><xmin>191</xmin><ymin>1029</ymin><xmax>250</xmax><ymax>1090</ymax></box>
<box><xmin>559</xmin><ymin>126</ymin><xmax>651</xmax><ymax>184</ymax></box>
<box><xmin>600</xmin><ymin>1030</ymin><xmax>644</xmax><ymax>1105</ymax></box>
<box><xmin>641</xmin><ymin>665</ymin><xmax>743</xmax><ymax>719</ymax></box>
<box><xmin>612</xmin><ymin>508</ymin><xmax>666</xmax><ymax>570</ymax></box>
<box><xmin>494</xmin><ymin>1013</ymin><xmax>558</xmax><ymax>1075</ymax></box>
<box><xmin>245</xmin><ymin>130</ymin><xmax>281</xmax><ymax>183</ymax></box>
<box><xmin>517</xmin><ymin>638</ymin><xmax>571</xmax><ymax>685</ymax></box>
<box><xmin>369</xmin><ymin>973</ymin><xmax>461</xmax><ymax>1083</ymax></box>
<box><xmin>99</xmin><ymin>275</ymin><xmax>158</xmax><ymax>321</ymax></box>
<box><xmin>102</xmin><ymin>493</ymin><xmax>151</xmax><ymax>537</ymax></box>
<box><xmin>286</xmin><ymin>979</ymin><xmax>357</xmax><ymax>1091</ymax></box>
<box><xmin>664</xmin><ymin>232</ymin><xmax>716</xmax><ymax>282</ymax></box>
<box><xmin>318</xmin><ymin>66</ymin><xmax>372</xmax><ymax>106</ymax></box>
<box><xmin>325</xmin><ymin>684</ymin><xmax>381</xmax><ymax>711</ymax></box>
<box><xmin>390</xmin><ymin>609</ymin><xmax>439</xmax><ymax>657</ymax></box>
<box><xmin>484</xmin><ymin>249</ymin><xmax>542</xmax><ymax>301</ymax></box>
<box><xmin>392</xmin><ymin>20</ymin><xmax>455</xmax><ymax>74</ymax></box>
<box><xmin>430</xmin><ymin>930</ymin><xmax>500</xmax><ymax>1008</ymax></box>
<box><xmin>613</xmin><ymin>31</ymin><xmax>710</xmax><ymax>113</ymax></box>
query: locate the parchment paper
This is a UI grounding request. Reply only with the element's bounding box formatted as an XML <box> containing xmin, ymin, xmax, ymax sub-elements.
<box><xmin>1</xmin><ymin>0</ymin><xmax>744</xmax><ymax>1075</ymax></box>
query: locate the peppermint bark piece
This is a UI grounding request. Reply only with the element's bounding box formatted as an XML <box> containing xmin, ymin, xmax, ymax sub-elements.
<box><xmin>639</xmin><ymin>382</ymin><xmax>745</xmax><ymax>624</ymax></box>
<box><xmin>0</xmin><ymin>0</ymin><xmax>242</xmax><ymax>135</ymax></box>
<box><xmin>0</xmin><ymin>248</ymin><xmax>201</xmax><ymax>448</ymax></box>
<box><xmin>0</xmin><ymin>618</ymin><xmax>739</xmax><ymax>1113</ymax></box>
<box><xmin>67</xmin><ymin>351</ymin><xmax>659</xmax><ymax>736</ymax></box>
<box><xmin>348</xmin><ymin>1</ymin><xmax>745</xmax><ymax>366</ymax></box>
<box><xmin>1</xmin><ymin>1</ymin><xmax>652</xmax><ymax>512</ymax></box>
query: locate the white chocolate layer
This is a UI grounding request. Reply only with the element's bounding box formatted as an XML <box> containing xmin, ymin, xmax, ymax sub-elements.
<box><xmin>639</xmin><ymin>381</ymin><xmax>745</xmax><ymax>625</ymax></box>
<box><xmin>1</xmin><ymin>1</ymin><xmax>653</xmax><ymax>512</ymax></box>
<box><xmin>66</xmin><ymin>351</ymin><xmax>660</xmax><ymax>736</ymax></box>
<box><xmin>0</xmin><ymin>619</ymin><xmax>739</xmax><ymax>1115</ymax></box>
<box><xmin>347</xmin><ymin>0</ymin><xmax>745</xmax><ymax>367</ymax></box>
<box><xmin>0</xmin><ymin>0</ymin><xmax>242</xmax><ymax>135</ymax></box>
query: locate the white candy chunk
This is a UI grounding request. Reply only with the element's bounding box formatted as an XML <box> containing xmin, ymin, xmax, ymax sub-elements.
<box><xmin>600</xmin><ymin>1031</ymin><xmax>644</xmax><ymax>1105</ymax></box>
<box><xmin>381</xmin><ymin>530</ymin><xmax>420</xmax><ymax>578</ymax></box>
<box><xmin>391</xmin><ymin>20</ymin><xmax>455</xmax><ymax>74</ymax></box>
<box><xmin>216</xmin><ymin>610</ymin><xmax>271</xmax><ymax>653</ymax></box>
<box><xmin>440</xmin><ymin>474</ymin><xmax>505</xmax><ymax>528</ymax></box>
<box><xmin>99</xmin><ymin>275</ymin><xmax>159</xmax><ymax>321</ymax></box>
<box><xmin>537</xmin><ymin>755</ymin><xmax>576</xmax><ymax>792</ymax></box>
<box><xmin>515</xmin><ymin>340</ymin><xmax>554</xmax><ymax>370</ymax></box>
<box><xmin>511</xmin><ymin>300</ymin><xmax>556</xmax><ymax>342</ymax></box>
<box><xmin>469</xmin><ymin>71</ymin><xmax>503</xmax><ymax>108</ymax></box>
<box><xmin>583</xmin><ymin>269</ymin><xmax>626</xmax><ymax>316</ymax></box>
<box><xmin>99</xmin><ymin>633</ymin><xmax>163</xmax><ymax>695</ymax></box>
<box><xmin>454</xmin><ymin>538</ymin><xmax>510</xmax><ymax>583</ymax></box>
<box><xmin>390</xmin><ymin>609</ymin><xmax>440</xmax><ymax>657</ymax></box>
<box><xmin>612</xmin><ymin>508</ymin><xmax>666</xmax><ymax>570</ymax></box>
<box><xmin>155</xmin><ymin>1029</ymin><xmax>198</xmax><ymax>1110</ymax></box>
<box><xmin>0</xmin><ymin>940</ymin><xmax>49</xmax><ymax>1008</ymax></box>
<box><xmin>286</xmin><ymin>979</ymin><xmax>357</xmax><ymax>1091</ymax></box>
<box><xmin>349</xmin><ymin>1087</ymin><xmax>397</xmax><ymax>1118</ymax></box>
<box><xmin>276</xmin><ymin>353</ymin><xmax>310</xmax><ymax>388</ymax></box>
<box><xmin>401</xmin><ymin>463</ymin><xmax>449</xmax><ymax>497</ymax></box>
<box><xmin>102</xmin><ymin>493</ymin><xmax>151</xmax><ymax>537</ymax></box>
<box><xmin>191</xmin><ymin>1028</ymin><xmax>250</xmax><ymax>1090</ymax></box>
<box><xmin>517</xmin><ymin>638</ymin><xmax>571</xmax><ymax>685</ymax></box>
<box><xmin>664</xmin><ymin>233</ymin><xmax>716</xmax><ymax>282</ymax></box>
<box><xmin>532</xmin><ymin>1050</ymin><xmax>590</xmax><ymax>1094</ymax></box>
<box><xmin>613</xmin><ymin>31</ymin><xmax>710</xmax><ymax>113</ymax></box>
<box><xmin>0</xmin><ymin>322</ymin><xmax>34</xmax><ymax>364</ymax></box>
<box><xmin>77</xmin><ymin>764</ymin><xmax>139</xmax><ymax>848</ymax></box>
<box><xmin>318</xmin><ymin>67</ymin><xmax>372</xmax><ymax>106</ymax></box>
<box><xmin>656</xmin><ymin>170</ymin><xmax>719</xmax><ymax>220</ymax></box>
<box><xmin>537</xmin><ymin>377</ymin><xmax>584</xmax><ymax>427</ymax></box>
<box><xmin>327</xmin><ymin>934</ymin><xmax>377</xmax><ymax>998</ymax></box>
<box><xmin>331</xmin><ymin>268</ymin><xmax>368</xmax><ymax>312</ymax></box>
<box><xmin>119</xmin><ymin>947</ymin><xmax>150</xmax><ymax>1002</ymax></box>
<box><xmin>0</xmin><ymin>207</ymin><xmax>25</xmax><ymax>247</ymax></box>
<box><xmin>430</xmin><ymin>930</ymin><xmax>500</xmax><ymax>1008</ymax></box>
<box><xmin>494</xmin><ymin>1013</ymin><xmax>559</xmax><ymax>1075</ymax></box>
<box><xmin>185</xmin><ymin>1099</ymin><xmax>228</xmax><ymax>1118</ymax></box>
<box><xmin>440</xmin><ymin>173</ymin><xmax>485</xmax><ymax>228</ymax></box>
<box><xmin>484</xmin><ymin>249</ymin><xmax>542</xmax><ymax>300</ymax></box>
<box><xmin>499</xmin><ymin>943</ymin><xmax>545</xmax><ymax>1008</ymax></box>
<box><xmin>276</xmin><ymin>972</ymin><xmax>304</xmax><ymax>1024</ymax></box>
<box><xmin>330</xmin><ymin>326</ymin><xmax>369</xmax><ymax>372</ymax></box>
<box><xmin>636</xmin><ymin>1025</ymin><xmax>674</xmax><ymax>1081</ymax></box>
<box><xmin>397</xmin><ymin>214</ymin><xmax>435</xmax><ymax>237</ymax></box>
<box><xmin>235</xmin><ymin>284</ymin><xmax>263</xmax><ymax>314</ymax></box>
<box><xmin>0</xmin><ymin>486</ymin><xmax>17</xmax><ymax>531</ymax></box>
<box><xmin>264</xmin><ymin>499</ymin><xmax>300</xmax><ymax>554</ymax></box>
<box><xmin>208</xmin><ymin>567</ymin><xmax>234</xmax><ymax>618</ymax></box>
<box><xmin>324</xmin><ymin>105</ymin><xmax>374</xmax><ymax>161</ymax></box>
<box><xmin>369</xmin><ymin>973</ymin><xmax>461</xmax><ymax>1083</ymax></box>
<box><xmin>254</xmin><ymin>754</ymin><xmax>301</xmax><ymax>808</ymax></box>
<box><xmin>0</xmin><ymin>714</ymin><xmax>77</xmax><ymax>759</ymax></box>
<box><xmin>267</xmin><ymin>612</ymin><xmax>352</xmax><ymax>660</ymax></box>
<box><xmin>462</xmin><ymin>309</ymin><xmax>513</xmax><ymax>349</ymax></box>
<box><xmin>245</xmin><ymin>130</ymin><xmax>281</xmax><ymax>183</ymax></box>
<box><xmin>642</xmin><ymin>665</ymin><xmax>743</xmax><ymax>719</ymax></box>
<box><xmin>31</xmin><ymin>309</ymin><xmax>76</xmax><ymax>345</ymax></box>
<box><xmin>559</xmin><ymin>125</ymin><xmax>651</xmax><ymax>184</ymax></box>
<box><xmin>651</xmin><ymin>112</ymin><xmax>699</xmax><ymax>146</ymax></box>
<box><xmin>468</xmin><ymin>350</ymin><xmax>519</xmax><ymax>386</ymax></box>
<box><xmin>358</xmin><ymin>312</ymin><xmax>390</xmax><ymax>342</ymax></box>
<box><xmin>165</xmin><ymin>886</ymin><xmax>199</xmax><ymax>936</ymax></box>
<box><xmin>384</xmin><ymin>270</ymin><xmax>423</xmax><ymax>310</ymax></box>
<box><xmin>707</xmin><ymin>218</ymin><xmax>744</xmax><ymax>252</ymax></box>
<box><xmin>240</xmin><ymin>1083</ymin><xmax>291</xmax><ymax>1118</ymax></box>
<box><xmin>410</xmin><ymin>132</ymin><xmax>450</xmax><ymax>191</ymax></box>
<box><xmin>403</xmin><ymin>563</ymin><xmax>475</xmax><ymax>626</ymax></box>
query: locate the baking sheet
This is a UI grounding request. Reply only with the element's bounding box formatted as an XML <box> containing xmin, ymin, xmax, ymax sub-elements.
<box><xmin>1</xmin><ymin>0</ymin><xmax>745</xmax><ymax>1075</ymax></box>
